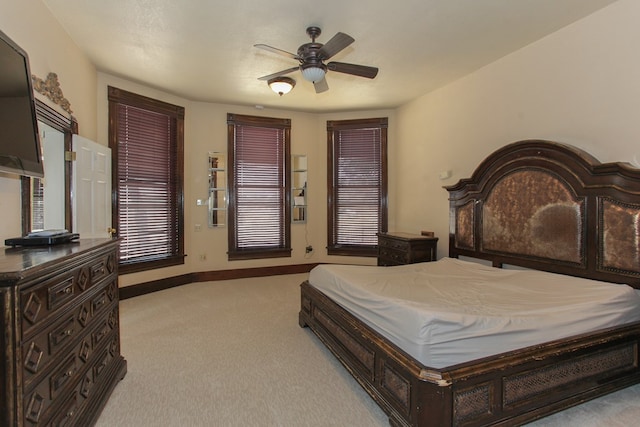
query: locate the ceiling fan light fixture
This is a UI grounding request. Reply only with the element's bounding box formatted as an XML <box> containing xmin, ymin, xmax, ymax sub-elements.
<box><xmin>268</xmin><ymin>77</ymin><xmax>296</xmax><ymax>96</ymax></box>
<box><xmin>301</xmin><ymin>66</ymin><xmax>326</xmax><ymax>83</ymax></box>
<box><xmin>255</xmin><ymin>27</ymin><xmax>377</xmax><ymax>94</ymax></box>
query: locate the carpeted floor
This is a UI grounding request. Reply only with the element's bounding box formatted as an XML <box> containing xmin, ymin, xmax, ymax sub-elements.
<box><xmin>95</xmin><ymin>273</ymin><xmax>640</xmax><ymax>426</ymax></box>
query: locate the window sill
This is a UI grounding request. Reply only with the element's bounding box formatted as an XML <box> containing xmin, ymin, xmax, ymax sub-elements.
<box><xmin>327</xmin><ymin>246</ymin><xmax>377</xmax><ymax>257</ymax></box>
<box><xmin>228</xmin><ymin>247</ymin><xmax>292</xmax><ymax>261</ymax></box>
<box><xmin>119</xmin><ymin>254</ymin><xmax>186</xmax><ymax>275</ymax></box>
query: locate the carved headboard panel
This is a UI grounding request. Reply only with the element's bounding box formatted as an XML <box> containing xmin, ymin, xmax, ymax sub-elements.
<box><xmin>445</xmin><ymin>140</ymin><xmax>640</xmax><ymax>288</ymax></box>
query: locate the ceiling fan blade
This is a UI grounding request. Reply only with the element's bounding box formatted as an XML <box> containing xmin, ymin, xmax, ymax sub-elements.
<box><xmin>257</xmin><ymin>67</ymin><xmax>300</xmax><ymax>81</ymax></box>
<box><xmin>327</xmin><ymin>62</ymin><xmax>379</xmax><ymax>79</ymax></box>
<box><xmin>254</xmin><ymin>44</ymin><xmax>300</xmax><ymax>60</ymax></box>
<box><xmin>317</xmin><ymin>32</ymin><xmax>354</xmax><ymax>60</ymax></box>
<box><xmin>314</xmin><ymin>78</ymin><xmax>329</xmax><ymax>93</ymax></box>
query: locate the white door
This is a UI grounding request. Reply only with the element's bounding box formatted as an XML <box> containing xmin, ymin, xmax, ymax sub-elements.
<box><xmin>72</xmin><ymin>135</ymin><xmax>112</xmax><ymax>238</ymax></box>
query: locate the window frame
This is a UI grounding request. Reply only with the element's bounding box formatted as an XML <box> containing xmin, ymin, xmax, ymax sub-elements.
<box><xmin>327</xmin><ymin>117</ymin><xmax>388</xmax><ymax>257</ymax></box>
<box><xmin>226</xmin><ymin>113</ymin><xmax>291</xmax><ymax>260</ymax></box>
<box><xmin>108</xmin><ymin>86</ymin><xmax>185</xmax><ymax>274</ymax></box>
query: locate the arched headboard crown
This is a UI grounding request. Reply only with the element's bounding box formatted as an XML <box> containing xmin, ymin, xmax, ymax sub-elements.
<box><xmin>445</xmin><ymin>140</ymin><xmax>640</xmax><ymax>287</ymax></box>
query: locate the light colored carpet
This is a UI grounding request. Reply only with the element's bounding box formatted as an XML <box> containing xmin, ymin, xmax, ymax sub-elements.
<box><xmin>96</xmin><ymin>273</ymin><xmax>640</xmax><ymax>426</ymax></box>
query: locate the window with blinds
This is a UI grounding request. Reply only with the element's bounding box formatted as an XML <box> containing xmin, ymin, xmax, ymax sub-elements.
<box><xmin>327</xmin><ymin>117</ymin><xmax>388</xmax><ymax>256</ymax></box>
<box><xmin>108</xmin><ymin>86</ymin><xmax>185</xmax><ymax>273</ymax></box>
<box><xmin>227</xmin><ymin>113</ymin><xmax>291</xmax><ymax>260</ymax></box>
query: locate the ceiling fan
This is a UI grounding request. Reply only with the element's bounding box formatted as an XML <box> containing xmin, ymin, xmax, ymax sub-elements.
<box><xmin>254</xmin><ymin>26</ymin><xmax>379</xmax><ymax>94</ymax></box>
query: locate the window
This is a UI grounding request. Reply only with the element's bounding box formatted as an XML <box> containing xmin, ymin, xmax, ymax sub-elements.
<box><xmin>327</xmin><ymin>117</ymin><xmax>388</xmax><ymax>256</ymax></box>
<box><xmin>108</xmin><ymin>86</ymin><xmax>185</xmax><ymax>273</ymax></box>
<box><xmin>227</xmin><ymin>113</ymin><xmax>291</xmax><ymax>260</ymax></box>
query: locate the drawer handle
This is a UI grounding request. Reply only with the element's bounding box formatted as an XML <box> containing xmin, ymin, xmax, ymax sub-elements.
<box><xmin>65</xmin><ymin>369</ymin><xmax>74</xmax><ymax>377</ymax></box>
<box><xmin>64</xmin><ymin>287</ymin><xmax>72</xmax><ymax>294</ymax></box>
<box><xmin>92</xmin><ymin>265</ymin><xmax>107</xmax><ymax>276</ymax></box>
<box><xmin>65</xmin><ymin>329</ymin><xmax>73</xmax><ymax>336</ymax></box>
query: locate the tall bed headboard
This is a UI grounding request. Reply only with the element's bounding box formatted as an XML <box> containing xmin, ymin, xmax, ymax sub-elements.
<box><xmin>445</xmin><ymin>140</ymin><xmax>640</xmax><ymax>288</ymax></box>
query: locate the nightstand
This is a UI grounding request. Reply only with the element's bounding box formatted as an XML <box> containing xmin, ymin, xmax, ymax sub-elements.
<box><xmin>377</xmin><ymin>232</ymin><xmax>438</xmax><ymax>266</ymax></box>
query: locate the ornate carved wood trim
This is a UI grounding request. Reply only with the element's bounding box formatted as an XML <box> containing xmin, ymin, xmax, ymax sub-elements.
<box><xmin>32</xmin><ymin>72</ymin><xmax>73</xmax><ymax>115</ymax></box>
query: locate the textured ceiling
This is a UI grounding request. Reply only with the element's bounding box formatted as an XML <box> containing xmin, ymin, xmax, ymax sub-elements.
<box><xmin>43</xmin><ymin>0</ymin><xmax>618</xmax><ymax>113</ymax></box>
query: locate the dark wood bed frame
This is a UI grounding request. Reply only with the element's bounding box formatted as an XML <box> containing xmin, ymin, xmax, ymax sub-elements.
<box><xmin>299</xmin><ymin>140</ymin><xmax>640</xmax><ymax>427</ymax></box>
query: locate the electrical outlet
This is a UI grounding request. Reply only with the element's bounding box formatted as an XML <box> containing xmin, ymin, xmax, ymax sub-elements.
<box><xmin>199</xmin><ymin>253</ymin><xmax>206</xmax><ymax>261</ymax></box>
<box><xmin>305</xmin><ymin>245</ymin><xmax>313</xmax><ymax>253</ymax></box>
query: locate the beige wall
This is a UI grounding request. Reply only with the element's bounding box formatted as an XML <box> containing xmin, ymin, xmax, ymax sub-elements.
<box><xmin>0</xmin><ymin>1</ymin><xmax>393</xmax><ymax>286</ymax></box>
<box><xmin>0</xmin><ymin>0</ymin><xmax>97</xmax><ymax>242</ymax></box>
<box><xmin>395</xmin><ymin>0</ymin><xmax>640</xmax><ymax>258</ymax></box>
<box><xmin>0</xmin><ymin>1</ymin><xmax>97</xmax><ymax>137</ymax></box>
<box><xmin>97</xmin><ymin>73</ymin><xmax>396</xmax><ymax>286</ymax></box>
<box><xmin>2</xmin><ymin>0</ymin><xmax>639</xmax><ymax>286</ymax></box>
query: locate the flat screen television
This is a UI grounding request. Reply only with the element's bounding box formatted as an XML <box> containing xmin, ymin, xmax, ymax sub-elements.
<box><xmin>0</xmin><ymin>29</ymin><xmax>44</xmax><ymax>178</ymax></box>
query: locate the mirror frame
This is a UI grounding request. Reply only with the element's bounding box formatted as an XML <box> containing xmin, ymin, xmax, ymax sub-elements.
<box><xmin>21</xmin><ymin>98</ymin><xmax>78</xmax><ymax>235</ymax></box>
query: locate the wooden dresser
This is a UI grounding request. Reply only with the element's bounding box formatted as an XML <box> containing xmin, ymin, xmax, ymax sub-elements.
<box><xmin>377</xmin><ymin>232</ymin><xmax>438</xmax><ymax>266</ymax></box>
<box><xmin>0</xmin><ymin>239</ymin><xmax>126</xmax><ymax>426</ymax></box>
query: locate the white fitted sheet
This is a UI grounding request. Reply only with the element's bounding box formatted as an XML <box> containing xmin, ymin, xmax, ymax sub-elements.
<box><xmin>308</xmin><ymin>257</ymin><xmax>640</xmax><ymax>368</ymax></box>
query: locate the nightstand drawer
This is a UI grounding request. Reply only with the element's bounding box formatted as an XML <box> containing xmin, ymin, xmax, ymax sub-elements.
<box><xmin>377</xmin><ymin>232</ymin><xmax>438</xmax><ymax>266</ymax></box>
<box><xmin>378</xmin><ymin>237</ymin><xmax>410</xmax><ymax>251</ymax></box>
<box><xmin>379</xmin><ymin>247</ymin><xmax>410</xmax><ymax>265</ymax></box>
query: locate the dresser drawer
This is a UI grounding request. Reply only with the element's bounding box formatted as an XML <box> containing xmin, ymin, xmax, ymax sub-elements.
<box><xmin>23</xmin><ymin>353</ymin><xmax>77</xmax><ymax>425</ymax></box>
<box><xmin>22</xmin><ymin>307</ymin><xmax>120</xmax><ymax>426</ymax></box>
<box><xmin>48</xmin><ymin>392</ymin><xmax>79</xmax><ymax>427</ymax></box>
<box><xmin>88</xmin><ymin>254</ymin><xmax>113</xmax><ymax>287</ymax></box>
<box><xmin>21</xmin><ymin>252</ymin><xmax>117</xmax><ymax>339</ymax></box>
<box><xmin>22</xmin><ymin>281</ymin><xmax>119</xmax><ymax>388</ymax></box>
<box><xmin>21</xmin><ymin>269</ymin><xmax>80</xmax><ymax>337</ymax></box>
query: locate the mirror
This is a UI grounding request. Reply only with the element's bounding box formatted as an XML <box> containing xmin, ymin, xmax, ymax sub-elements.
<box><xmin>21</xmin><ymin>99</ymin><xmax>77</xmax><ymax>235</ymax></box>
<box><xmin>30</xmin><ymin>121</ymin><xmax>65</xmax><ymax>230</ymax></box>
<box><xmin>292</xmin><ymin>154</ymin><xmax>307</xmax><ymax>223</ymax></box>
<box><xmin>208</xmin><ymin>152</ymin><xmax>227</xmax><ymax>227</ymax></box>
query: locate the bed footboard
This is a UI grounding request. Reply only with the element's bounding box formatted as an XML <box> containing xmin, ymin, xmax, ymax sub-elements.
<box><xmin>299</xmin><ymin>280</ymin><xmax>640</xmax><ymax>427</ymax></box>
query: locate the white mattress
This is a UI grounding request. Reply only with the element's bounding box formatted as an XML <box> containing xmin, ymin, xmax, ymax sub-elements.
<box><xmin>308</xmin><ymin>257</ymin><xmax>640</xmax><ymax>368</ymax></box>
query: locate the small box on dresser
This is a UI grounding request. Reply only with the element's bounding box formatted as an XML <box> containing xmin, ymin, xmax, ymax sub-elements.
<box><xmin>377</xmin><ymin>232</ymin><xmax>438</xmax><ymax>266</ymax></box>
<box><xmin>0</xmin><ymin>238</ymin><xmax>127</xmax><ymax>427</ymax></box>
